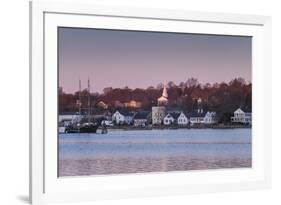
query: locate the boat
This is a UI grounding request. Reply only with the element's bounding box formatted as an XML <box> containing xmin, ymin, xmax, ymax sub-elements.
<box><xmin>64</xmin><ymin>121</ymin><xmax>99</xmax><ymax>133</ymax></box>
<box><xmin>61</xmin><ymin>78</ymin><xmax>105</xmax><ymax>134</ymax></box>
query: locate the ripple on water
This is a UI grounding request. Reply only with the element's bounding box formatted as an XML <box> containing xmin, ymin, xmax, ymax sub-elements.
<box><xmin>58</xmin><ymin>129</ymin><xmax>252</xmax><ymax>177</ymax></box>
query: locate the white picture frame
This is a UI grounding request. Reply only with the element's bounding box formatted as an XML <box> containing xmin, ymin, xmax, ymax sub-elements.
<box><xmin>30</xmin><ymin>1</ymin><xmax>272</xmax><ymax>204</ymax></box>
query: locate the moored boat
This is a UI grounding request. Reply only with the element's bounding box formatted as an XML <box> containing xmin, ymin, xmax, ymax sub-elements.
<box><xmin>65</xmin><ymin>122</ymin><xmax>99</xmax><ymax>133</ymax></box>
<box><xmin>60</xmin><ymin>78</ymin><xmax>106</xmax><ymax>134</ymax></box>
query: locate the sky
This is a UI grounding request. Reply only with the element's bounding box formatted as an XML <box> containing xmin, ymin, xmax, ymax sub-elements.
<box><xmin>58</xmin><ymin>27</ymin><xmax>252</xmax><ymax>94</ymax></box>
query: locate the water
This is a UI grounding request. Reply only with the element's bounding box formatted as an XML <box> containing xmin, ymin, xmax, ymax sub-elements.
<box><xmin>58</xmin><ymin>128</ymin><xmax>251</xmax><ymax>176</ymax></box>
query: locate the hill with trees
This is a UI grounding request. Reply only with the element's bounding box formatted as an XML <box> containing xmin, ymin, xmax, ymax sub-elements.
<box><xmin>59</xmin><ymin>77</ymin><xmax>251</xmax><ymax>121</ymax></box>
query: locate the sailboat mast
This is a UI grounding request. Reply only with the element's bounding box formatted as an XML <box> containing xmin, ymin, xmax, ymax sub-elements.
<box><xmin>79</xmin><ymin>79</ymin><xmax>82</xmax><ymax>116</ymax></box>
<box><xmin>78</xmin><ymin>79</ymin><xmax>82</xmax><ymax>133</ymax></box>
<box><xmin>87</xmin><ymin>78</ymin><xmax>91</xmax><ymax>122</ymax></box>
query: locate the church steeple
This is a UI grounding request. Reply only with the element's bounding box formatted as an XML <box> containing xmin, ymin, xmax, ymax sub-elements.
<box><xmin>162</xmin><ymin>85</ymin><xmax>168</xmax><ymax>98</ymax></box>
<box><xmin>157</xmin><ymin>84</ymin><xmax>168</xmax><ymax>106</ymax></box>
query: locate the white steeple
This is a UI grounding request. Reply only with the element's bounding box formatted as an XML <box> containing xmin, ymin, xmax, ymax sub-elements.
<box><xmin>157</xmin><ymin>84</ymin><xmax>168</xmax><ymax>106</ymax></box>
<box><xmin>162</xmin><ymin>85</ymin><xmax>168</xmax><ymax>98</ymax></box>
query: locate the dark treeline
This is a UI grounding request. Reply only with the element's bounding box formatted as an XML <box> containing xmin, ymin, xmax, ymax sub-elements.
<box><xmin>59</xmin><ymin>77</ymin><xmax>251</xmax><ymax>119</ymax></box>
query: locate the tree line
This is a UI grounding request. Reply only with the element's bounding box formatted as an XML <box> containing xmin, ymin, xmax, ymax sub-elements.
<box><xmin>59</xmin><ymin>77</ymin><xmax>251</xmax><ymax>121</ymax></box>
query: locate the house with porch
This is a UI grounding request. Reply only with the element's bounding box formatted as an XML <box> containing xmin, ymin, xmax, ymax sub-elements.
<box><xmin>190</xmin><ymin>111</ymin><xmax>205</xmax><ymax>125</ymax></box>
<box><xmin>231</xmin><ymin>108</ymin><xmax>252</xmax><ymax>124</ymax></box>
<box><xmin>133</xmin><ymin>111</ymin><xmax>151</xmax><ymax>127</ymax></box>
<box><xmin>203</xmin><ymin>111</ymin><xmax>217</xmax><ymax>124</ymax></box>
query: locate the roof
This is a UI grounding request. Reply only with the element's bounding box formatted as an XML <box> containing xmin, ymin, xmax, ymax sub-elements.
<box><xmin>157</xmin><ymin>96</ymin><xmax>168</xmax><ymax>101</ymax></box>
<box><xmin>190</xmin><ymin>111</ymin><xmax>206</xmax><ymax>118</ymax></box>
<box><xmin>182</xmin><ymin>112</ymin><xmax>191</xmax><ymax>118</ymax></box>
<box><xmin>170</xmin><ymin>112</ymin><xmax>181</xmax><ymax>119</ymax></box>
<box><xmin>234</xmin><ymin>108</ymin><xmax>245</xmax><ymax>114</ymax></box>
<box><xmin>166</xmin><ymin>109</ymin><xmax>190</xmax><ymax>117</ymax></box>
<box><xmin>134</xmin><ymin>111</ymin><xmax>150</xmax><ymax>120</ymax></box>
<box><xmin>117</xmin><ymin>110</ymin><xmax>136</xmax><ymax>117</ymax></box>
<box><xmin>205</xmin><ymin>111</ymin><xmax>216</xmax><ymax>117</ymax></box>
<box><xmin>165</xmin><ymin>112</ymin><xmax>181</xmax><ymax>119</ymax></box>
<box><xmin>178</xmin><ymin>112</ymin><xmax>189</xmax><ymax>118</ymax></box>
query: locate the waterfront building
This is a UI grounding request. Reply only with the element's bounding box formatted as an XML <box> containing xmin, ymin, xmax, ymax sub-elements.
<box><xmin>163</xmin><ymin>112</ymin><xmax>181</xmax><ymax>125</ymax></box>
<box><xmin>152</xmin><ymin>106</ymin><xmax>166</xmax><ymax>125</ymax></box>
<box><xmin>163</xmin><ymin>113</ymin><xmax>175</xmax><ymax>125</ymax></box>
<box><xmin>231</xmin><ymin>108</ymin><xmax>252</xmax><ymax>124</ymax></box>
<box><xmin>196</xmin><ymin>97</ymin><xmax>204</xmax><ymax>114</ymax></box>
<box><xmin>190</xmin><ymin>114</ymin><xmax>205</xmax><ymax>125</ymax></box>
<box><xmin>152</xmin><ymin>84</ymin><xmax>169</xmax><ymax>125</ymax></box>
<box><xmin>59</xmin><ymin>113</ymin><xmax>77</xmax><ymax>123</ymax></box>
<box><xmin>190</xmin><ymin>98</ymin><xmax>205</xmax><ymax>125</ymax></box>
<box><xmin>203</xmin><ymin>111</ymin><xmax>217</xmax><ymax>124</ymax></box>
<box><xmin>112</xmin><ymin>111</ymin><xmax>125</xmax><ymax>124</ymax></box>
<box><xmin>133</xmin><ymin>111</ymin><xmax>151</xmax><ymax>127</ymax></box>
<box><xmin>112</xmin><ymin>110</ymin><xmax>135</xmax><ymax>125</ymax></box>
<box><xmin>177</xmin><ymin>112</ymin><xmax>189</xmax><ymax>126</ymax></box>
<box><xmin>123</xmin><ymin>112</ymin><xmax>135</xmax><ymax>125</ymax></box>
<box><xmin>59</xmin><ymin>112</ymin><xmax>82</xmax><ymax>125</ymax></box>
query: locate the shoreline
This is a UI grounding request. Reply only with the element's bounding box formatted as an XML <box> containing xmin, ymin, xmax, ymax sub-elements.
<box><xmin>99</xmin><ymin>125</ymin><xmax>251</xmax><ymax>131</ymax></box>
<box><xmin>59</xmin><ymin>124</ymin><xmax>251</xmax><ymax>134</ymax></box>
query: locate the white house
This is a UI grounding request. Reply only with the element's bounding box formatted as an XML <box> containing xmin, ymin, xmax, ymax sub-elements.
<box><xmin>112</xmin><ymin>110</ymin><xmax>135</xmax><ymax>125</ymax></box>
<box><xmin>133</xmin><ymin>112</ymin><xmax>150</xmax><ymax>127</ymax></box>
<box><xmin>58</xmin><ymin>113</ymin><xmax>82</xmax><ymax>133</ymax></box>
<box><xmin>163</xmin><ymin>112</ymin><xmax>184</xmax><ymax>125</ymax></box>
<box><xmin>177</xmin><ymin>112</ymin><xmax>189</xmax><ymax>126</ymax></box>
<box><xmin>231</xmin><ymin>108</ymin><xmax>252</xmax><ymax>124</ymax></box>
<box><xmin>59</xmin><ymin>113</ymin><xmax>82</xmax><ymax>125</ymax></box>
<box><xmin>112</xmin><ymin>111</ymin><xmax>125</xmax><ymax>124</ymax></box>
<box><xmin>163</xmin><ymin>113</ymin><xmax>175</xmax><ymax>125</ymax></box>
<box><xmin>190</xmin><ymin>113</ymin><xmax>205</xmax><ymax>125</ymax></box>
<box><xmin>203</xmin><ymin>111</ymin><xmax>217</xmax><ymax>124</ymax></box>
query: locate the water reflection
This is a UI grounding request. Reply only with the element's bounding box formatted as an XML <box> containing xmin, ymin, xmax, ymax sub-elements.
<box><xmin>59</xmin><ymin>129</ymin><xmax>251</xmax><ymax>176</ymax></box>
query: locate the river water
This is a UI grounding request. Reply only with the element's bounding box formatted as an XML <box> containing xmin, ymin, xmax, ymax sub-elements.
<box><xmin>58</xmin><ymin>128</ymin><xmax>251</xmax><ymax>177</ymax></box>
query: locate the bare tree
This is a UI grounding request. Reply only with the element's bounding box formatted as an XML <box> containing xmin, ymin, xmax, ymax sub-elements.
<box><xmin>156</xmin><ymin>83</ymin><xmax>164</xmax><ymax>90</ymax></box>
<box><xmin>229</xmin><ymin>77</ymin><xmax>246</xmax><ymax>86</ymax></box>
<box><xmin>203</xmin><ymin>83</ymin><xmax>211</xmax><ymax>89</ymax></box>
<box><xmin>147</xmin><ymin>86</ymin><xmax>155</xmax><ymax>90</ymax></box>
<box><xmin>103</xmin><ymin>87</ymin><xmax>113</xmax><ymax>95</ymax></box>
<box><xmin>167</xmin><ymin>81</ymin><xmax>176</xmax><ymax>88</ymax></box>
<box><xmin>186</xmin><ymin>78</ymin><xmax>199</xmax><ymax>88</ymax></box>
